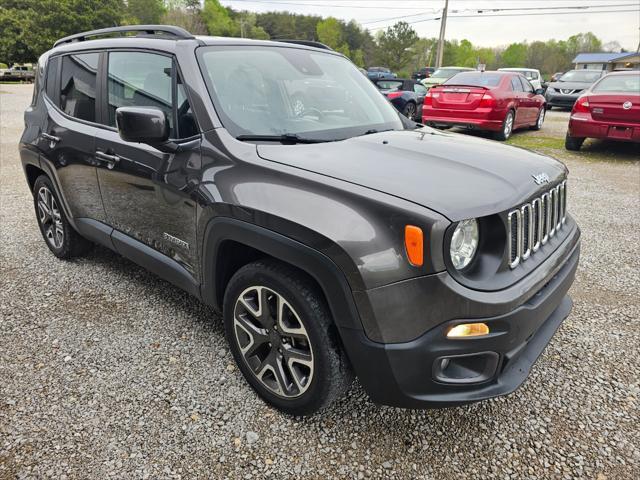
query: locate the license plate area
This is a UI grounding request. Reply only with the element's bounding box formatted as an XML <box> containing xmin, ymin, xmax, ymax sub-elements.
<box><xmin>608</xmin><ymin>126</ymin><xmax>633</xmax><ymax>139</ymax></box>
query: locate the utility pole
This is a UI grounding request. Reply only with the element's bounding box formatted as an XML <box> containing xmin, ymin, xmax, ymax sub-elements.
<box><xmin>435</xmin><ymin>0</ymin><xmax>449</xmax><ymax>68</ymax></box>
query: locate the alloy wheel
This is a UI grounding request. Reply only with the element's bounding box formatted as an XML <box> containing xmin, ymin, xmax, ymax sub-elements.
<box><xmin>537</xmin><ymin>108</ymin><xmax>545</xmax><ymax>128</ymax></box>
<box><xmin>233</xmin><ymin>286</ymin><xmax>314</xmax><ymax>398</ymax></box>
<box><xmin>37</xmin><ymin>186</ymin><xmax>64</xmax><ymax>249</ymax></box>
<box><xmin>504</xmin><ymin>112</ymin><xmax>514</xmax><ymax>138</ymax></box>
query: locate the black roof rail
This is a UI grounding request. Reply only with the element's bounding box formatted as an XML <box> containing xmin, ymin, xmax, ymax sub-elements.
<box><xmin>53</xmin><ymin>25</ymin><xmax>194</xmax><ymax>48</ymax></box>
<box><xmin>276</xmin><ymin>40</ymin><xmax>333</xmax><ymax>51</ymax></box>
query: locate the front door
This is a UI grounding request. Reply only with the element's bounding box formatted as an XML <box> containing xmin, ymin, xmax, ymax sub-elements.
<box><xmin>95</xmin><ymin>50</ymin><xmax>201</xmax><ymax>276</ymax></box>
<box><xmin>41</xmin><ymin>52</ymin><xmax>106</xmax><ymax>223</ymax></box>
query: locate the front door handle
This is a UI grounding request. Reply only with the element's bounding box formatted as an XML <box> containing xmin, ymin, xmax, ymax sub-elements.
<box><xmin>95</xmin><ymin>150</ymin><xmax>120</xmax><ymax>169</ymax></box>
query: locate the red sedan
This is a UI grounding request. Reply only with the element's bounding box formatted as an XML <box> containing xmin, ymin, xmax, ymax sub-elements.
<box><xmin>565</xmin><ymin>71</ymin><xmax>640</xmax><ymax>151</ymax></box>
<box><xmin>422</xmin><ymin>71</ymin><xmax>546</xmax><ymax>140</ymax></box>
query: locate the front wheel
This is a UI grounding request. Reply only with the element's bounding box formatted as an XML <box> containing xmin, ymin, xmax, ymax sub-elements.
<box><xmin>494</xmin><ymin>110</ymin><xmax>515</xmax><ymax>141</ymax></box>
<box><xmin>530</xmin><ymin>107</ymin><xmax>545</xmax><ymax>130</ymax></box>
<box><xmin>223</xmin><ymin>259</ymin><xmax>353</xmax><ymax>416</ymax></box>
<box><xmin>565</xmin><ymin>133</ymin><xmax>585</xmax><ymax>151</ymax></box>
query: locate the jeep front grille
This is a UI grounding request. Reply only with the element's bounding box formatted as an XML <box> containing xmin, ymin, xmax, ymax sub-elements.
<box><xmin>507</xmin><ymin>181</ymin><xmax>566</xmax><ymax>269</ymax></box>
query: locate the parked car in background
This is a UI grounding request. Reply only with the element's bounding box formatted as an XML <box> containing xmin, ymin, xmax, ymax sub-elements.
<box><xmin>374</xmin><ymin>78</ymin><xmax>427</xmax><ymax>120</ymax></box>
<box><xmin>367</xmin><ymin>66</ymin><xmax>396</xmax><ymax>81</ymax></box>
<box><xmin>565</xmin><ymin>70</ymin><xmax>640</xmax><ymax>150</ymax></box>
<box><xmin>411</xmin><ymin>67</ymin><xmax>435</xmax><ymax>81</ymax></box>
<box><xmin>498</xmin><ymin>68</ymin><xmax>544</xmax><ymax>90</ymax></box>
<box><xmin>550</xmin><ymin>72</ymin><xmax>564</xmax><ymax>82</ymax></box>
<box><xmin>545</xmin><ymin>69</ymin><xmax>605</xmax><ymax>109</ymax></box>
<box><xmin>0</xmin><ymin>65</ymin><xmax>35</xmax><ymax>82</ymax></box>
<box><xmin>421</xmin><ymin>66</ymin><xmax>475</xmax><ymax>89</ymax></box>
<box><xmin>422</xmin><ymin>71</ymin><xmax>546</xmax><ymax>140</ymax></box>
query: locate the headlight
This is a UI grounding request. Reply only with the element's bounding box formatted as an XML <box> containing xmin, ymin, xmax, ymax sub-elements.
<box><xmin>450</xmin><ymin>219</ymin><xmax>479</xmax><ymax>270</ymax></box>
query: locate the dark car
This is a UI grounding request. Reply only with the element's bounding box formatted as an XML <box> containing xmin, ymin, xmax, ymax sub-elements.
<box><xmin>21</xmin><ymin>26</ymin><xmax>580</xmax><ymax>416</ymax></box>
<box><xmin>545</xmin><ymin>69</ymin><xmax>605</xmax><ymax>109</ymax></box>
<box><xmin>423</xmin><ymin>71</ymin><xmax>546</xmax><ymax>140</ymax></box>
<box><xmin>411</xmin><ymin>67</ymin><xmax>435</xmax><ymax>81</ymax></box>
<box><xmin>565</xmin><ymin>71</ymin><xmax>640</xmax><ymax>150</ymax></box>
<box><xmin>374</xmin><ymin>78</ymin><xmax>427</xmax><ymax>120</ymax></box>
<box><xmin>366</xmin><ymin>66</ymin><xmax>396</xmax><ymax>81</ymax></box>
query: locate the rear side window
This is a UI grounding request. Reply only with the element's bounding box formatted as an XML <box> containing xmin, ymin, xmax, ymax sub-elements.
<box><xmin>60</xmin><ymin>53</ymin><xmax>100</xmax><ymax>122</ymax></box>
<box><xmin>45</xmin><ymin>56</ymin><xmax>60</xmax><ymax>103</ymax></box>
<box><xmin>510</xmin><ymin>77</ymin><xmax>524</xmax><ymax>92</ymax></box>
<box><xmin>519</xmin><ymin>76</ymin><xmax>534</xmax><ymax>93</ymax></box>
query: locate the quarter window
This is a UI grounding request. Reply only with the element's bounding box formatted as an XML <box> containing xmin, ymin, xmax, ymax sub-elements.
<box><xmin>510</xmin><ymin>77</ymin><xmax>523</xmax><ymax>92</ymax></box>
<box><xmin>59</xmin><ymin>53</ymin><xmax>99</xmax><ymax>122</ymax></box>
<box><xmin>519</xmin><ymin>76</ymin><xmax>534</xmax><ymax>93</ymax></box>
<box><xmin>45</xmin><ymin>56</ymin><xmax>59</xmax><ymax>102</ymax></box>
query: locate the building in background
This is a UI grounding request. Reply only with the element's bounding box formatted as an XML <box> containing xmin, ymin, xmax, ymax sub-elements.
<box><xmin>572</xmin><ymin>52</ymin><xmax>640</xmax><ymax>71</ymax></box>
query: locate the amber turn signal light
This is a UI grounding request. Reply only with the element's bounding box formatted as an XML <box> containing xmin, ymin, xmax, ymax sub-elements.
<box><xmin>447</xmin><ymin>323</ymin><xmax>490</xmax><ymax>338</ymax></box>
<box><xmin>404</xmin><ymin>225</ymin><xmax>424</xmax><ymax>266</ymax></box>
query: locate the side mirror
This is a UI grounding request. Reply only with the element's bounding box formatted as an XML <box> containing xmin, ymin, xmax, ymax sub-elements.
<box><xmin>534</xmin><ymin>88</ymin><xmax>545</xmax><ymax>95</ymax></box>
<box><xmin>116</xmin><ymin>107</ymin><xmax>169</xmax><ymax>145</ymax></box>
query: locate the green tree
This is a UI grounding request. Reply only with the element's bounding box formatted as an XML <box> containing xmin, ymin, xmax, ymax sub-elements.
<box><xmin>202</xmin><ymin>0</ymin><xmax>236</xmax><ymax>36</ymax></box>
<box><xmin>375</xmin><ymin>22</ymin><xmax>419</xmax><ymax>72</ymax></box>
<box><xmin>0</xmin><ymin>0</ymin><xmax>125</xmax><ymax>65</ymax></box>
<box><xmin>501</xmin><ymin>42</ymin><xmax>527</xmax><ymax>67</ymax></box>
<box><xmin>126</xmin><ymin>0</ymin><xmax>165</xmax><ymax>25</ymax></box>
<box><xmin>316</xmin><ymin>17</ymin><xmax>343</xmax><ymax>49</ymax></box>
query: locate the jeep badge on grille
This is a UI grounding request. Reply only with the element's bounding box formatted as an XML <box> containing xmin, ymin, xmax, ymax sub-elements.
<box><xmin>532</xmin><ymin>173</ymin><xmax>550</xmax><ymax>185</ymax></box>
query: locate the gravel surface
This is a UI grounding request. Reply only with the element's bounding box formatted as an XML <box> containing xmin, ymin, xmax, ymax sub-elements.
<box><xmin>2</xmin><ymin>84</ymin><xmax>639</xmax><ymax>479</ymax></box>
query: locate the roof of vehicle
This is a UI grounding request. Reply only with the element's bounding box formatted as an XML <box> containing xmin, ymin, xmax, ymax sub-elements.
<box><xmin>498</xmin><ymin>67</ymin><xmax>540</xmax><ymax>72</ymax></box>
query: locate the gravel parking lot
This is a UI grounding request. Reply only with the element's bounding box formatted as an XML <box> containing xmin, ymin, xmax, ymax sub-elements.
<box><xmin>1</xmin><ymin>84</ymin><xmax>639</xmax><ymax>479</ymax></box>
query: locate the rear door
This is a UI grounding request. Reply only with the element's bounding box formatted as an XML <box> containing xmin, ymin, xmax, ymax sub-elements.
<box><xmin>518</xmin><ymin>76</ymin><xmax>540</xmax><ymax>124</ymax></box>
<box><xmin>40</xmin><ymin>52</ymin><xmax>107</xmax><ymax>223</ymax></box>
<box><xmin>509</xmin><ymin>76</ymin><xmax>527</xmax><ymax>125</ymax></box>
<box><xmin>95</xmin><ymin>50</ymin><xmax>201</xmax><ymax>275</ymax></box>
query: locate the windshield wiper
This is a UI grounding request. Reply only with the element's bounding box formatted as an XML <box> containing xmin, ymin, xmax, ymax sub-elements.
<box><xmin>236</xmin><ymin>133</ymin><xmax>327</xmax><ymax>144</ymax></box>
<box><xmin>362</xmin><ymin>128</ymin><xmax>395</xmax><ymax>136</ymax></box>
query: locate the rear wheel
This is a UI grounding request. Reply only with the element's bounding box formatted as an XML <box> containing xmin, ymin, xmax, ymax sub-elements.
<box><xmin>530</xmin><ymin>107</ymin><xmax>545</xmax><ymax>130</ymax></box>
<box><xmin>33</xmin><ymin>175</ymin><xmax>92</xmax><ymax>259</ymax></box>
<box><xmin>223</xmin><ymin>259</ymin><xmax>353</xmax><ymax>416</ymax></box>
<box><xmin>494</xmin><ymin>110</ymin><xmax>515</xmax><ymax>141</ymax></box>
<box><xmin>564</xmin><ymin>133</ymin><xmax>585</xmax><ymax>151</ymax></box>
<box><xmin>402</xmin><ymin>102</ymin><xmax>416</xmax><ymax>120</ymax></box>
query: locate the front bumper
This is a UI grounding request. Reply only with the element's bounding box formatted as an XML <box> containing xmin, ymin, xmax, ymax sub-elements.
<box><xmin>545</xmin><ymin>92</ymin><xmax>579</xmax><ymax>108</ymax></box>
<box><xmin>340</xmin><ymin>226</ymin><xmax>580</xmax><ymax>408</ymax></box>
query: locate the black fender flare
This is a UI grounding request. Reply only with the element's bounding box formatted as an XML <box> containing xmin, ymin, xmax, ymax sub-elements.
<box><xmin>200</xmin><ymin>217</ymin><xmax>364</xmax><ymax>331</ymax></box>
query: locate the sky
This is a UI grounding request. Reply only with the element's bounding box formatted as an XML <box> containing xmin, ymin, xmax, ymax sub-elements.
<box><xmin>220</xmin><ymin>0</ymin><xmax>640</xmax><ymax>51</ymax></box>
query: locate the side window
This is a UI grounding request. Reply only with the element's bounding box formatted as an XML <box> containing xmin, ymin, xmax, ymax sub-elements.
<box><xmin>108</xmin><ymin>51</ymin><xmax>173</xmax><ymax>132</ymax></box>
<box><xmin>414</xmin><ymin>83</ymin><xmax>428</xmax><ymax>95</ymax></box>
<box><xmin>510</xmin><ymin>77</ymin><xmax>523</xmax><ymax>92</ymax></box>
<box><xmin>532</xmin><ymin>72</ymin><xmax>539</xmax><ymax>80</ymax></box>
<box><xmin>59</xmin><ymin>53</ymin><xmax>99</xmax><ymax>122</ymax></box>
<box><xmin>519</xmin><ymin>76</ymin><xmax>534</xmax><ymax>93</ymax></box>
<box><xmin>45</xmin><ymin>56</ymin><xmax>60</xmax><ymax>105</ymax></box>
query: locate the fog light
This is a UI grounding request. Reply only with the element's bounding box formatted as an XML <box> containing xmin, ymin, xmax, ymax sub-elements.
<box><xmin>447</xmin><ymin>322</ymin><xmax>490</xmax><ymax>338</ymax></box>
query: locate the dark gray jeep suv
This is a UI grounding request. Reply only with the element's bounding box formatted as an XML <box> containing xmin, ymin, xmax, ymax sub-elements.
<box><xmin>20</xmin><ymin>26</ymin><xmax>581</xmax><ymax>415</ymax></box>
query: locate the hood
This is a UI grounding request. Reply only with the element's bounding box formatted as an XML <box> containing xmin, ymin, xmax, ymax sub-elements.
<box><xmin>548</xmin><ymin>80</ymin><xmax>592</xmax><ymax>90</ymax></box>
<box><xmin>256</xmin><ymin>129</ymin><xmax>566</xmax><ymax>221</ymax></box>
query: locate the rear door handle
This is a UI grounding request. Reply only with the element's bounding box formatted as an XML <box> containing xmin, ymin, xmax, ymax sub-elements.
<box><xmin>41</xmin><ymin>132</ymin><xmax>60</xmax><ymax>146</ymax></box>
<box><xmin>95</xmin><ymin>150</ymin><xmax>120</xmax><ymax>169</ymax></box>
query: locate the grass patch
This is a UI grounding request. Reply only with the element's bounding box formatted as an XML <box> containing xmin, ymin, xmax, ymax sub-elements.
<box><xmin>506</xmin><ymin>135</ymin><xmax>564</xmax><ymax>150</ymax></box>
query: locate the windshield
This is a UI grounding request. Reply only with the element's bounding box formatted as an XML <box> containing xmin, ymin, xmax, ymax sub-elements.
<box><xmin>197</xmin><ymin>46</ymin><xmax>403</xmax><ymax>141</ymax></box>
<box><xmin>431</xmin><ymin>68</ymin><xmax>465</xmax><ymax>79</ymax></box>
<box><xmin>593</xmin><ymin>74</ymin><xmax>640</xmax><ymax>93</ymax></box>
<box><xmin>559</xmin><ymin>70</ymin><xmax>603</xmax><ymax>83</ymax></box>
<box><xmin>445</xmin><ymin>72</ymin><xmax>503</xmax><ymax>87</ymax></box>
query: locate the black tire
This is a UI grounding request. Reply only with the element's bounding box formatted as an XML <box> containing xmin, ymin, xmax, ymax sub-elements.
<box><xmin>223</xmin><ymin>259</ymin><xmax>353</xmax><ymax>416</ymax></box>
<box><xmin>530</xmin><ymin>107</ymin><xmax>545</xmax><ymax>130</ymax></box>
<box><xmin>402</xmin><ymin>102</ymin><xmax>416</xmax><ymax>120</ymax></box>
<box><xmin>564</xmin><ymin>133</ymin><xmax>585</xmax><ymax>151</ymax></box>
<box><xmin>32</xmin><ymin>175</ymin><xmax>92</xmax><ymax>259</ymax></box>
<box><xmin>494</xmin><ymin>109</ymin><xmax>515</xmax><ymax>141</ymax></box>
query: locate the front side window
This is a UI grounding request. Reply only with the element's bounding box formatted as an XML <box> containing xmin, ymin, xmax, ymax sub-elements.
<box><xmin>511</xmin><ymin>77</ymin><xmax>524</xmax><ymax>92</ymax></box>
<box><xmin>519</xmin><ymin>76</ymin><xmax>534</xmax><ymax>93</ymax></box>
<box><xmin>60</xmin><ymin>53</ymin><xmax>99</xmax><ymax>122</ymax></box>
<box><xmin>198</xmin><ymin>46</ymin><xmax>402</xmax><ymax>141</ymax></box>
